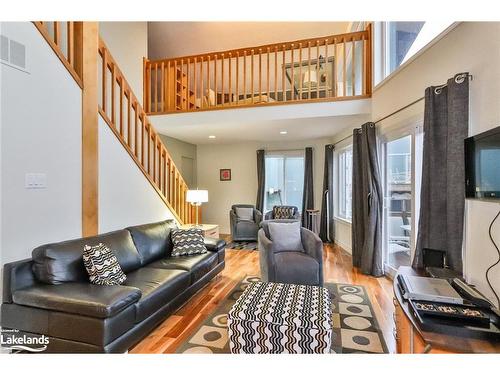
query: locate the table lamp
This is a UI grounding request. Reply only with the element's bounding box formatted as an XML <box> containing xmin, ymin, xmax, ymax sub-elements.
<box><xmin>186</xmin><ymin>189</ymin><xmax>208</xmax><ymax>227</ymax></box>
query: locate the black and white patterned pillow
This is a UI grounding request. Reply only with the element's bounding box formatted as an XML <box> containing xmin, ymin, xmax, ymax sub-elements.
<box><xmin>83</xmin><ymin>243</ymin><xmax>126</xmax><ymax>285</ymax></box>
<box><xmin>170</xmin><ymin>228</ymin><xmax>207</xmax><ymax>257</ymax></box>
<box><xmin>274</xmin><ymin>206</ymin><xmax>296</xmax><ymax>219</ymax></box>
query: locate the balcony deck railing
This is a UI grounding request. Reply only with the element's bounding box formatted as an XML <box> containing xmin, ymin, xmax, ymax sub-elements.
<box><xmin>143</xmin><ymin>24</ymin><xmax>372</xmax><ymax>115</ymax></box>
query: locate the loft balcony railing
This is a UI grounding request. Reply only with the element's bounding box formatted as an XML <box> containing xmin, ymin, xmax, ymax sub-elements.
<box><xmin>143</xmin><ymin>24</ymin><xmax>372</xmax><ymax>115</ymax></box>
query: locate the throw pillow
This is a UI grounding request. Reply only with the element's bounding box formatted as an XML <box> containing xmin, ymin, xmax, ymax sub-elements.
<box><xmin>273</xmin><ymin>206</ymin><xmax>296</xmax><ymax>219</ymax></box>
<box><xmin>235</xmin><ymin>207</ymin><xmax>254</xmax><ymax>221</ymax></box>
<box><xmin>171</xmin><ymin>228</ymin><xmax>208</xmax><ymax>256</ymax></box>
<box><xmin>83</xmin><ymin>243</ymin><xmax>127</xmax><ymax>285</ymax></box>
<box><xmin>268</xmin><ymin>221</ymin><xmax>304</xmax><ymax>252</ymax></box>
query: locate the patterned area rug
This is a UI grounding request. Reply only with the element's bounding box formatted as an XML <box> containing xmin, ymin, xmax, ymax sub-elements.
<box><xmin>225</xmin><ymin>241</ymin><xmax>258</xmax><ymax>250</ymax></box>
<box><xmin>175</xmin><ymin>276</ymin><xmax>388</xmax><ymax>354</ymax></box>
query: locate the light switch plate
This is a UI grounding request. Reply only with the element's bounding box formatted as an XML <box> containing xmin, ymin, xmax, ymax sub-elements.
<box><xmin>25</xmin><ymin>173</ymin><xmax>47</xmax><ymax>189</ymax></box>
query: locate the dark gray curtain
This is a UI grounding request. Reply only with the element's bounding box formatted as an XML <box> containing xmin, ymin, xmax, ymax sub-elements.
<box><xmin>351</xmin><ymin>123</ymin><xmax>384</xmax><ymax>276</ymax></box>
<box><xmin>319</xmin><ymin>144</ymin><xmax>335</xmax><ymax>242</ymax></box>
<box><xmin>302</xmin><ymin>147</ymin><xmax>314</xmax><ymax>227</ymax></box>
<box><xmin>256</xmin><ymin>149</ymin><xmax>266</xmax><ymax>213</ymax></box>
<box><xmin>413</xmin><ymin>73</ymin><xmax>469</xmax><ymax>272</ymax></box>
<box><xmin>352</xmin><ymin>129</ymin><xmax>364</xmax><ymax>268</ymax></box>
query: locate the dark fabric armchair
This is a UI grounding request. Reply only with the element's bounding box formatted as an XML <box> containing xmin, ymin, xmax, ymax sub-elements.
<box><xmin>258</xmin><ymin>220</ymin><xmax>323</xmax><ymax>286</ymax></box>
<box><xmin>230</xmin><ymin>204</ymin><xmax>263</xmax><ymax>241</ymax></box>
<box><xmin>264</xmin><ymin>205</ymin><xmax>301</xmax><ymax>221</ymax></box>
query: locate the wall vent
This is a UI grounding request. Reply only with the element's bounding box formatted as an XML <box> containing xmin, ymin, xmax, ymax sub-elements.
<box><xmin>0</xmin><ymin>34</ymin><xmax>28</xmax><ymax>72</ymax></box>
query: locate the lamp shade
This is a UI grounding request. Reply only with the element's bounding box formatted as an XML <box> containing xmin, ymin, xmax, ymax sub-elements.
<box><xmin>186</xmin><ymin>189</ymin><xmax>208</xmax><ymax>204</ymax></box>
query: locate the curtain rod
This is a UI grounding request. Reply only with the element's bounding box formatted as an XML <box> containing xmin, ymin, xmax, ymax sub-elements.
<box><xmin>332</xmin><ymin>74</ymin><xmax>473</xmax><ymax>147</ymax></box>
<box><xmin>265</xmin><ymin>148</ymin><xmax>305</xmax><ymax>152</ymax></box>
<box><xmin>332</xmin><ymin>96</ymin><xmax>424</xmax><ymax>146</ymax></box>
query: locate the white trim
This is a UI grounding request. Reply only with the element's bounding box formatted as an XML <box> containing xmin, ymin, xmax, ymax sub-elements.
<box><xmin>334</xmin><ymin>216</ymin><xmax>352</xmax><ymax>225</ymax></box>
<box><xmin>334</xmin><ymin>144</ymin><xmax>353</xmax><ymax>222</ymax></box>
<box><xmin>373</xmin><ymin>22</ymin><xmax>461</xmax><ymax>92</ymax></box>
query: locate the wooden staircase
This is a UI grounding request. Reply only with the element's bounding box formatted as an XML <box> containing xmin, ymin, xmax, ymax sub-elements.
<box><xmin>34</xmin><ymin>21</ymin><xmax>198</xmax><ymax>230</ymax></box>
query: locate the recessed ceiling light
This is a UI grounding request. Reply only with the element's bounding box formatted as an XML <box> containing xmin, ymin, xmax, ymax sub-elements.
<box><xmin>280</xmin><ymin>131</ymin><xmax>288</xmax><ymax>135</ymax></box>
<box><xmin>208</xmin><ymin>135</ymin><xmax>216</xmax><ymax>139</ymax></box>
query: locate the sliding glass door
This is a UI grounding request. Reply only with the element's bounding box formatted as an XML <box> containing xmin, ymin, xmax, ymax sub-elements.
<box><xmin>381</xmin><ymin>125</ymin><xmax>422</xmax><ymax>277</ymax></box>
<box><xmin>264</xmin><ymin>151</ymin><xmax>305</xmax><ymax>213</ymax></box>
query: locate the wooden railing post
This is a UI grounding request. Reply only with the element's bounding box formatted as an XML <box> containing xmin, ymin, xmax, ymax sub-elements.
<box><xmin>81</xmin><ymin>22</ymin><xmax>99</xmax><ymax>236</ymax></box>
<box><xmin>365</xmin><ymin>22</ymin><xmax>373</xmax><ymax>96</ymax></box>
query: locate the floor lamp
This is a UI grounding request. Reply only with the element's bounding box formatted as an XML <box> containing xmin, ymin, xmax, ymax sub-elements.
<box><xmin>186</xmin><ymin>189</ymin><xmax>208</xmax><ymax>227</ymax></box>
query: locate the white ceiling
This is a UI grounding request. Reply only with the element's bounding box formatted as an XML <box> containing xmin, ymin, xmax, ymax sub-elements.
<box><xmin>148</xmin><ymin>22</ymin><xmax>351</xmax><ymax>60</ymax></box>
<box><xmin>151</xmin><ymin>99</ymin><xmax>371</xmax><ymax>145</ymax></box>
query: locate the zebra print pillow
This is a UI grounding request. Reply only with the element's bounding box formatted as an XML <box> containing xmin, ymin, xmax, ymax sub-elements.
<box><xmin>83</xmin><ymin>243</ymin><xmax>127</xmax><ymax>285</ymax></box>
<box><xmin>170</xmin><ymin>228</ymin><xmax>207</xmax><ymax>257</ymax></box>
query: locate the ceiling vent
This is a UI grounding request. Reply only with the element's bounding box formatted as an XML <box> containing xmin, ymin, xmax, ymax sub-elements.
<box><xmin>0</xmin><ymin>34</ymin><xmax>27</xmax><ymax>72</ymax></box>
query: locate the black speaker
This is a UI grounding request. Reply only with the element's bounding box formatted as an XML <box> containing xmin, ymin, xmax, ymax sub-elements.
<box><xmin>422</xmin><ymin>248</ymin><xmax>446</xmax><ymax>268</ymax></box>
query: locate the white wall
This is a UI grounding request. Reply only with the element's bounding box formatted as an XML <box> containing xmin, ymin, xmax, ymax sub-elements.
<box><xmin>0</xmin><ymin>22</ymin><xmax>82</xmax><ymax>276</ymax></box>
<box><xmin>148</xmin><ymin>22</ymin><xmax>350</xmax><ymax>60</ymax></box>
<box><xmin>99</xmin><ymin>22</ymin><xmax>147</xmax><ymax>104</ymax></box>
<box><xmin>159</xmin><ymin>135</ymin><xmax>197</xmax><ymax>187</ymax></box>
<box><xmin>98</xmin><ymin>116</ymin><xmax>175</xmax><ymax>233</ymax></box>
<box><xmin>197</xmin><ymin>137</ymin><xmax>331</xmax><ymax>234</ymax></box>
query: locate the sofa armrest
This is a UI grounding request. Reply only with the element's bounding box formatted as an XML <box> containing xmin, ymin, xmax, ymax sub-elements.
<box><xmin>230</xmin><ymin>210</ymin><xmax>238</xmax><ymax>235</ymax></box>
<box><xmin>254</xmin><ymin>209</ymin><xmax>263</xmax><ymax>224</ymax></box>
<box><xmin>258</xmin><ymin>228</ymin><xmax>276</xmax><ymax>282</ymax></box>
<box><xmin>204</xmin><ymin>237</ymin><xmax>226</xmax><ymax>252</ymax></box>
<box><xmin>3</xmin><ymin>258</ymin><xmax>36</xmax><ymax>303</ymax></box>
<box><xmin>264</xmin><ymin>211</ymin><xmax>273</xmax><ymax>220</ymax></box>
<box><xmin>12</xmin><ymin>283</ymin><xmax>142</xmax><ymax>318</ymax></box>
<box><xmin>301</xmin><ymin>227</ymin><xmax>324</xmax><ymax>284</ymax></box>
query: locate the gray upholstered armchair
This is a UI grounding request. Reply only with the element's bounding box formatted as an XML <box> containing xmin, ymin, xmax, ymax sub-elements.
<box><xmin>230</xmin><ymin>204</ymin><xmax>263</xmax><ymax>241</ymax></box>
<box><xmin>264</xmin><ymin>205</ymin><xmax>301</xmax><ymax>221</ymax></box>
<box><xmin>258</xmin><ymin>220</ymin><xmax>323</xmax><ymax>286</ymax></box>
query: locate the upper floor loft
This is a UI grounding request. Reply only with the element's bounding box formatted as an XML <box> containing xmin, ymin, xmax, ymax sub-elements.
<box><xmin>143</xmin><ymin>24</ymin><xmax>373</xmax><ymax>115</ymax></box>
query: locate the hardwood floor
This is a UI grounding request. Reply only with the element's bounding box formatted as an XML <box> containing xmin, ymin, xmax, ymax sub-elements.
<box><xmin>130</xmin><ymin>243</ymin><xmax>396</xmax><ymax>354</ymax></box>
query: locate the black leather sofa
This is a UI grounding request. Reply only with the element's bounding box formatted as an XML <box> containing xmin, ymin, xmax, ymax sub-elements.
<box><xmin>1</xmin><ymin>219</ymin><xmax>226</xmax><ymax>353</ymax></box>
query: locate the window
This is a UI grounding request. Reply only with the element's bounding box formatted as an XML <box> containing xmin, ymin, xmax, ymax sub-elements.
<box><xmin>336</xmin><ymin>146</ymin><xmax>353</xmax><ymax>221</ymax></box>
<box><xmin>264</xmin><ymin>151</ymin><xmax>304</xmax><ymax>213</ymax></box>
<box><xmin>375</xmin><ymin>21</ymin><xmax>453</xmax><ymax>85</ymax></box>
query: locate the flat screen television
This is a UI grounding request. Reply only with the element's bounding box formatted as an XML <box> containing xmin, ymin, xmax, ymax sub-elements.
<box><xmin>465</xmin><ymin>125</ymin><xmax>500</xmax><ymax>199</ymax></box>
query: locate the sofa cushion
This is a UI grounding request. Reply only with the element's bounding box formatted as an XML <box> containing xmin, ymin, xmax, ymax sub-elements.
<box><xmin>268</xmin><ymin>221</ymin><xmax>304</xmax><ymax>253</ymax></box>
<box><xmin>32</xmin><ymin>230</ymin><xmax>142</xmax><ymax>285</ymax></box>
<box><xmin>146</xmin><ymin>251</ymin><xmax>219</xmax><ymax>284</ymax></box>
<box><xmin>235</xmin><ymin>207</ymin><xmax>254</xmax><ymax>221</ymax></box>
<box><xmin>274</xmin><ymin>252</ymin><xmax>319</xmax><ymax>286</ymax></box>
<box><xmin>83</xmin><ymin>243</ymin><xmax>127</xmax><ymax>285</ymax></box>
<box><xmin>126</xmin><ymin>219</ymin><xmax>177</xmax><ymax>265</ymax></box>
<box><xmin>123</xmin><ymin>268</ymin><xmax>190</xmax><ymax>322</ymax></box>
<box><xmin>12</xmin><ymin>283</ymin><xmax>142</xmax><ymax>318</ymax></box>
<box><xmin>170</xmin><ymin>228</ymin><xmax>207</xmax><ymax>257</ymax></box>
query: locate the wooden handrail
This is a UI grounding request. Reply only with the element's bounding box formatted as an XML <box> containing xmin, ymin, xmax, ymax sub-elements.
<box><xmin>144</xmin><ymin>26</ymin><xmax>372</xmax><ymax>115</ymax></box>
<box><xmin>98</xmin><ymin>37</ymin><xmax>198</xmax><ymax>225</ymax></box>
<box><xmin>33</xmin><ymin>22</ymin><xmax>83</xmax><ymax>87</ymax></box>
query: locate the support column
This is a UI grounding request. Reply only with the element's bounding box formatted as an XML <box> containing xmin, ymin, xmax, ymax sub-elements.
<box><xmin>80</xmin><ymin>22</ymin><xmax>99</xmax><ymax>236</ymax></box>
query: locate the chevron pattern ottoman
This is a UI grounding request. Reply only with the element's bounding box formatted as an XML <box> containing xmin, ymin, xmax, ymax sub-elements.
<box><xmin>227</xmin><ymin>281</ymin><xmax>333</xmax><ymax>354</ymax></box>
